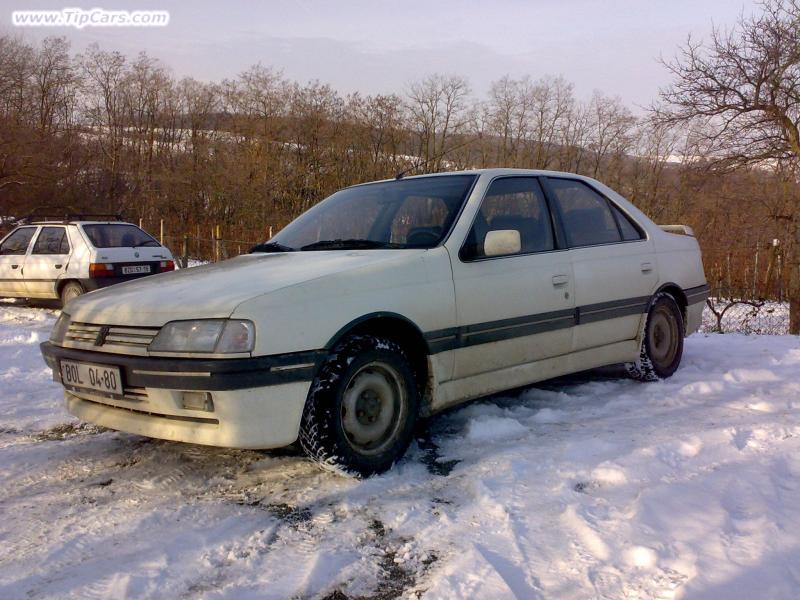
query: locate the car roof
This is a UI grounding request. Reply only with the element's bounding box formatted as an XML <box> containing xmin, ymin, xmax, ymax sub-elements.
<box><xmin>23</xmin><ymin>221</ymin><xmax>137</xmax><ymax>226</ymax></box>
<box><xmin>350</xmin><ymin>168</ymin><xmax>596</xmax><ymax>188</ymax></box>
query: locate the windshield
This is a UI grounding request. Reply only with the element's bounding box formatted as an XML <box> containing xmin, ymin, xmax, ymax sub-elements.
<box><xmin>266</xmin><ymin>174</ymin><xmax>477</xmax><ymax>251</ymax></box>
<box><xmin>82</xmin><ymin>224</ymin><xmax>160</xmax><ymax>248</ymax></box>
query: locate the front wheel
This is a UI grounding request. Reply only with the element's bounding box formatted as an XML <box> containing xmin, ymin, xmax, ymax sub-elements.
<box><xmin>299</xmin><ymin>335</ymin><xmax>419</xmax><ymax>477</ymax></box>
<box><xmin>626</xmin><ymin>293</ymin><xmax>684</xmax><ymax>381</ymax></box>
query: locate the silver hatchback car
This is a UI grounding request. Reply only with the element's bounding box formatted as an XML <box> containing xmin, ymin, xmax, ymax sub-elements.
<box><xmin>0</xmin><ymin>214</ymin><xmax>175</xmax><ymax>305</ymax></box>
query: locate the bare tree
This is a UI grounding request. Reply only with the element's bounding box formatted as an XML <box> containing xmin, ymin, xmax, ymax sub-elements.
<box><xmin>406</xmin><ymin>74</ymin><xmax>471</xmax><ymax>171</ymax></box>
<box><xmin>656</xmin><ymin>0</ymin><xmax>800</xmax><ymax>332</ymax></box>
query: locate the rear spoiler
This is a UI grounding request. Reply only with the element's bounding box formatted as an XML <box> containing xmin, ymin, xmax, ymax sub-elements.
<box><xmin>659</xmin><ymin>224</ymin><xmax>695</xmax><ymax>236</ymax></box>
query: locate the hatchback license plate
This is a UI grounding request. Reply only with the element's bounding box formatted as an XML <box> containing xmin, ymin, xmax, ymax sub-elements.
<box><xmin>60</xmin><ymin>360</ymin><xmax>122</xmax><ymax>397</ymax></box>
<box><xmin>122</xmin><ymin>265</ymin><xmax>151</xmax><ymax>275</ymax></box>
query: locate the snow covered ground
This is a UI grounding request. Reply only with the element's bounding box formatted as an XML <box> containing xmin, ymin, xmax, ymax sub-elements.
<box><xmin>2</xmin><ymin>301</ymin><xmax>800</xmax><ymax>599</ymax></box>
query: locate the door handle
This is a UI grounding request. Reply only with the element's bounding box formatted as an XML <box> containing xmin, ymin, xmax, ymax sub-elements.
<box><xmin>641</xmin><ymin>262</ymin><xmax>653</xmax><ymax>273</ymax></box>
<box><xmin>551</xmin><ymin>274</ymin><xmax>569</xmax><ymax>286</ymax></box>
<box><xmin>11</xmin><ymin>264</ymin><xmax>19</xmax><ymax>269</ymax></box>
<box><xmin>54</xmin><ymin>264</ymin><xmax>63</xmax><ymax>269</ymax></box>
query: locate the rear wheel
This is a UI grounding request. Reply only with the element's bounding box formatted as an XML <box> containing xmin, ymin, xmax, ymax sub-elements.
<box><xmin>60</xmin><ymin>281</ymin><xmax>85</xmax><ymax>306</ymax></box>
<box><xmin>299</xmin><ymin>334</ymin><xmax>419</xmax><ymax>476</ymax></box>
<box><xmin>626</xmin><ymin>293</ymin><xmax>684</xmax><ymax>381</ymax></box>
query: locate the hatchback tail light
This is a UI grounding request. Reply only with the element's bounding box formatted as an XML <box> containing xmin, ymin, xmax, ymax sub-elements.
<box><xmin>159</xmin><ymin>260</ymin><xmax>175</xmax><ymax>273</ymax></box>
<box><xmin>89</xmin><ymin>263</ymin><xmax>115</xmax><ymax>278</ymax></box>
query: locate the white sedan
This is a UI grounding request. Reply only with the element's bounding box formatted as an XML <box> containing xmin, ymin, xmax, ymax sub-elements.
<box><xmin>40</xmin><ymin>169</ymin><xmax>707</xmax><ymax>475</ymax></box>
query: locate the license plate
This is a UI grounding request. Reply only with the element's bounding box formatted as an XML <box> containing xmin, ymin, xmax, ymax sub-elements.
<box><xmin>60</xmin><ymin>360</ymin><xmax>122</xmax><ymax>397</ymax></box>
<box><xmin>121</xmin><ymin>265</ymin><xmax>151</xmax><ymax>275</ymax></box>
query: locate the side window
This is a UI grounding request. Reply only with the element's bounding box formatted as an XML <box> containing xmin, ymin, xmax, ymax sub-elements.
<box><xmin>548</xmin><ymin>179</ymin><xmax>622</xmax><ymax>247</ymax></box>
<box><xmin>462</xmin><ymin>177</ymin><xmax>554</xmax><ymax>259</ymax></box>
<box><xmin>0</xmin><ymin>227</ymin><xmax>36</xmax><ymax>256</ymax></box>
<box><xmin>32</xmin><ymin>227</ymin><xmax>70</xmax><ymax>255</ymax></box>
<box><xmin>610</xmin><ymin>203</ymin><xmax>644</xmax><ymax>241</ymax></box>
<box><xmin>390</xmin><ymin>195</ymin><xmax>449</xmax><ymax>246</ymax></box>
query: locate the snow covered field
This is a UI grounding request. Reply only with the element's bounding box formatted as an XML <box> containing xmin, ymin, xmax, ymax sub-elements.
<box><xmin>2</xmin><ymin>302</ymin><xmax>800</xmax><ymax>599</ymax></box>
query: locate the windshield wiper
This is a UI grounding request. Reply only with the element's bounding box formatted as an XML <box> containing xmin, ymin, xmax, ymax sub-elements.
<box><xmin>299</xmin><ymin>239</ymin><xmax>402</xmax><ymax>251</ymax></box>
<box><xmin>249</xmin><ymin>241</ymin><xmax>295</xmax><ymax>253</ymax></box>
<box><xmin>133</xmin><ymin>240</ymin><xmax>160</xmax><ymax>248</ymax></box>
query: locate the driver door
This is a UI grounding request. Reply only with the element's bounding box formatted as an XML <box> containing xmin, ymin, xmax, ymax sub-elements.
<box><xmin>449</xmin><ymin>176</ymin><xmax>575</xmax><ymax>381</ymax></box>
<box><xmin>0</xmin><ymin>227</ymin><xmax>38</xmax><ymax>297</ymax></box>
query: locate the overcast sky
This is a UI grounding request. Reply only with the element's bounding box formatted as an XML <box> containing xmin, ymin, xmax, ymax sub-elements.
<box><xmin>2</xmin><ymin>0</ymin><xmax>758</xmax><ymax>110</ymax></box>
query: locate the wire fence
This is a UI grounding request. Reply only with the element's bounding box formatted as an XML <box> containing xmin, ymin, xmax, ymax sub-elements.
<box><xmin>699</xmin><ymin>242</ymin><xmax>792</xmax><ymax>335</ymax></box>
<box><xmin>702</xmin><ymin>241</ymin><xmax>787</xmax><ymax>302</ymax></box>
<box><xmin>105</xmin><ymin>225</ymin><xmax>800</xmax><ymax>336</ymax></box>
<box><xmin>701</xmin><ymin>299</ymin><xmax>789</xmax><ymax>335</ymax></box>
<box><xmin>139</xmin><ymin>220</ymin><xmax>272</xmax><ymax>267</ymax></box>
<box><xmin>3</xmin><ymin>216</ymin><xmax>796</xmax><ymax>335</ymax></box>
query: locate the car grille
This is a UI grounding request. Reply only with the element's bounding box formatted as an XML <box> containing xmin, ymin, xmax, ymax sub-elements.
<box><xmin>67</xmin><ymin>385</ymin><xmax>149</xmax><ymax>403</ymax></box>
<box><xmin>64</xmin><ymin>321</ymin><xmax>161</xmax><ymax>355</ymax></box>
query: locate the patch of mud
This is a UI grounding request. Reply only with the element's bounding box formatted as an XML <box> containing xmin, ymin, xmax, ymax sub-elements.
<box><xmin>33</xmin><ymin>422</ymin><xmax>107</xmax><ymax>442</ymax></box>
<box><xmin>415</xmin><ymin>428</ymin><xmax>459</xmax><ymax>477</ymax></box>
<box><xmin>324</xmin><ymin>518</ymin><xmax>439</xmax><ymax>600</ymax></box>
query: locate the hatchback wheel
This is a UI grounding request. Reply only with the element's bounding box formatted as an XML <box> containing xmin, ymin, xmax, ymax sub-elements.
<box><xmin>60</xmin><ymin>281</ymin><xmax>85</xmax><ymax>306</ymax></box>
<box><xmin>627</xmin><ymin>293</ymin><xmax>684</xmax><ymax>381</ymax></box>
<box><xmin>299</xmin><ymin>334</ymin><xmax>419</xmax><ymax>476</ymax></box>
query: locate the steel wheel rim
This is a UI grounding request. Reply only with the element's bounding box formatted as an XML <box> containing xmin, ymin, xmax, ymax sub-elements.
<box><xmin>340</xmin><ymin>361</ymin><xmax>407</xmax><ymax>456</ymax></box>
<box><xmin>649</xmin><ymin>306</ymin><xmax>679</xmax><ymax>366</ymax></box>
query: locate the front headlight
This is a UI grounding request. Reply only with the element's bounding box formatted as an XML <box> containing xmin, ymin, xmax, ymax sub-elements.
<box><xmin>50</xmin><ymin>312</ymin><xmax>71</xmax><ymax>345</ymax></box>
<box><xmin>149</xmin><ymin>319</ymin><xmax>255</xmax><ymax>354</ymax></box>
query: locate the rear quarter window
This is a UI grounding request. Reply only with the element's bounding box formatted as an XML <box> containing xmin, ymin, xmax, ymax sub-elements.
<box><xmin>610</xmin><ymin>203</ymin><xmax>645</xmax><ymax>241</ymax></box>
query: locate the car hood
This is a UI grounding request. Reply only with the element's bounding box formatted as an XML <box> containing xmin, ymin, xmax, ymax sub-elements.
<box><xmin>65</xmin><ymin>250</ymin><xmax>427</xmax><ymax>326</ymax></box>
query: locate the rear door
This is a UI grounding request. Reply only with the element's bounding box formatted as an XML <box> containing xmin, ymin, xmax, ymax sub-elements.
<box><xmin>450</xmin><ymin>176</ymin><xmax>575</xmax><ymax>380</ymax></box>
<box><xmin>543</xmin><ymin>177</ymin><xmax>657</xmax><ymax>351</ymax></box>
<box><xmin>0</xmin><ymin>227</ymin><xmax>38</xmax><ymax>297</ymax></box>
<box><xmin>24</xmin><ymin>226</ymin><xmax>71</xmax><ymax>298</ymax></box>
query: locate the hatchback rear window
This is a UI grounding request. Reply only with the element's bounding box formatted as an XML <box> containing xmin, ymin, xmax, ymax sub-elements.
<box><xmin>82</xmin><ymin>224</ymin><xmax>160</xmax><ymax>248</ymax></box>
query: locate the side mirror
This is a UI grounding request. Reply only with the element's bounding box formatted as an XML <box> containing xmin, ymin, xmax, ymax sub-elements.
<box><xmin>484</xmin><ymin>229</ymin><xmax>521</xmax><ymax>257</ymax></box>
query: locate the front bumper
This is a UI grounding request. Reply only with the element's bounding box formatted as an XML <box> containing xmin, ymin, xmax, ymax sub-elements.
<box><xmin>40</xmin><ymin>341</ymin><xmax>322</xmax><ymax>449</ymax></box>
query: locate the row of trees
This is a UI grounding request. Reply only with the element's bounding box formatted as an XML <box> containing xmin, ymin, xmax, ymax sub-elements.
<box><xmin>0</xmin><ymin>34</ymin><xmax>690</xmax><ymax>229</ymax></box>
<box><xmin>2</xmin><ymin>0</ymin><xmax>800</xmax><ymax>329</ymax></box>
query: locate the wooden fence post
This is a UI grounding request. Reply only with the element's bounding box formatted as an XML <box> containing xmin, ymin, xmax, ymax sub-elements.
<box><xmin>764</xmin><ymin>239</ymin><xmax>779</xmax><ymax>300</ymax></box>
<box><xmin>214</xmin><ymin>225</ymin><xmax>221</xmax><ymax>262</ymax></box>
<box><xmin>181</xmin><ymin>234</ymin><xmax>189</xmax><ymax>269</ymax></box>
<box><xmin>160</xmin><ymin>219</ymin><xmax>164</xmax><ymax>245</ymax></box>
<box><xmin>753</xmin><ymin>242</ymin><xmax>759</xmax><ymax>298</ymax></box>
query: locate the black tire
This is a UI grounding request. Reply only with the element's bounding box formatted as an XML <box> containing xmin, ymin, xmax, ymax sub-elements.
<box><xmin>60</xmin><ymin>281</ymin><xmax>85</xmax><ymax>306</ymax></box>
<box><xmin>299</xmin><ymin>334</ymin><xmax>419</xmax><ymax>477</ymax></box>
<box><xmin>626</xmin><ymin>293</ymin><xmax>685</xmax><ymax>381</ymax></box>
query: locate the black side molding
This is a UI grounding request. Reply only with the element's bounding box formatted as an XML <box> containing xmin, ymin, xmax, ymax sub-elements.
<box><xmin>41</xmin><ymin>342</ymin><xmax>324</xmax><ymax>391</ymax></box>
<box><xmin>684</xmin><ymin>284</ymin><xmax>710</xmax><ymax>304</ymax></box>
